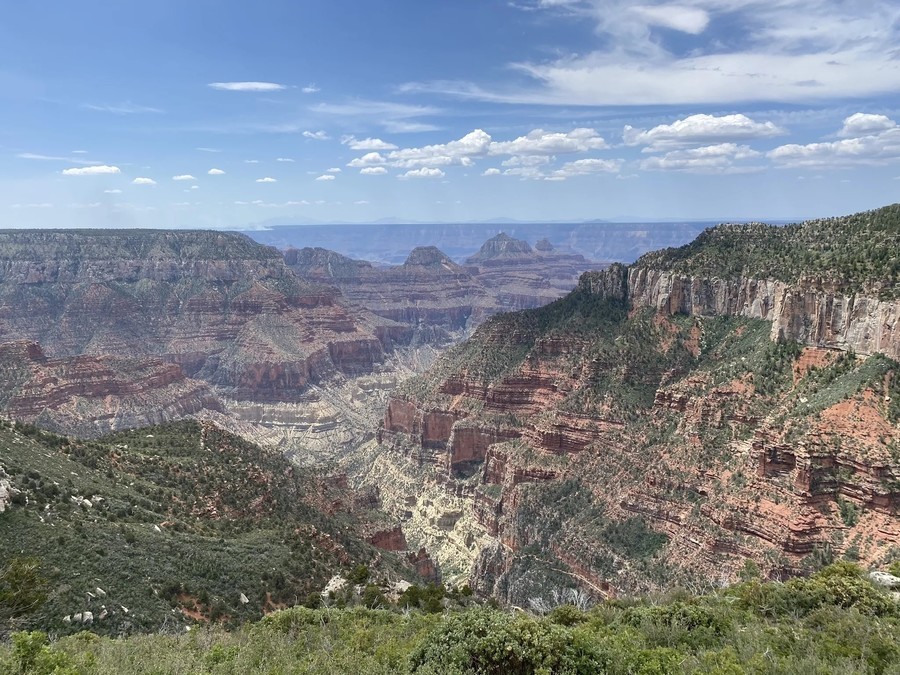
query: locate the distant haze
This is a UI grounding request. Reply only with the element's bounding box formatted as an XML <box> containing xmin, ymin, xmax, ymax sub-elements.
<box><xmin>242</xmin><ymin>221</ymin><xmax>721</xmax><ymax>265</ymax></box>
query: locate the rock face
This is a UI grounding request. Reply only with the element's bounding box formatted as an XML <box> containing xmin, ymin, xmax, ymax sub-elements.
<box><xmin>0</xmin><ymin>340</ymin><xmax>222</xmax><ymax>437</ymax></box>
<box><xmin>606</xmin><ymin>267</ymin><xmax>900</xmax><ymax>360</ymax></box>
<box><xmin>371</xmin><ymin>237</ymin><xmax>900</xmax><ymax>605</ymax></box>
<box><xmin>286</xmin><ymin>237</ymin><xmax>600</xmax><ymax>341</ymax></box>
<box><xmin>464</xmin><ymin>233</ymin><xmax>598</xmax><ymax>314</ymax></box>
<box><xmin>0</xmin><ymin>231</ymin><xmax>409</xmax><ymax>407</ymax></box>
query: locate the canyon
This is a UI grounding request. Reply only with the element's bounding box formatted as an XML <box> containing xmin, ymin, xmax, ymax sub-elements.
<box><xmin>369</xmin><ymin>206</ymin><xmax>900</xmax><ymax>604</ymax></box>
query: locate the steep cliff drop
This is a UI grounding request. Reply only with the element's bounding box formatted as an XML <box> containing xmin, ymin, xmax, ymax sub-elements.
<box><xmin>359</xmin><ymin>205</ymin><xmax>900</xmax><ymax>604</ymax></box>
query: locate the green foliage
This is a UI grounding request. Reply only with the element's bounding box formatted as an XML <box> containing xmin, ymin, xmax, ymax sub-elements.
<box><xmin>0</xmin><ymin>421</ymin><xmax>410</xmax><ymax>636</ymax></box>
<box><xmin>2</xmin><ymin>563</ymin><xmax>899</xmax><ymax>674</ymax></box>
<box><xmin>408</xmin><ymin>607</ymin><xmax>605</xmax><ymax>674</ymax></box>
<box><xmin>637</xmin><ymin>204</ymin><xmax>900</xmax><ymax>298</ymax></box>
<box><xmin>0</xmin><ymin>558</ymin><xmax>47</xmax><ymax>622</ymax></box>
<box><xmin>838</xmin><ymin>497</ymin><xmax>861</xmax><ymax>527</ymax></box>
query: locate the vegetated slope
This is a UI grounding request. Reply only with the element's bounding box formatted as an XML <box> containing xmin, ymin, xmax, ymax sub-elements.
<box><xmin>638</xmin><ymin>203</ymin><xmax>900</xmax><ymax>298</ymax></box>
<box><xmin>4</xmin><ymin>563</ymin><xmax>900</xmax><ymax>674</ymax></box>
<box><xmin>374</xmin><ymin>212</ymin><xmax>900</xmax><ymax>606</ymax></box>
<box><xmin>0</xmin><ymin>229</ymin><xmax>410</xmax><ymax>406</ymax></box>
<box><xmin>0</xmin><ymin>419</ymin><xmax>411</xmax><ymax>635</ymax></box>
<box><xmin>285</xmin><ymin>234</ymin><xmax>599</xmax><ymax>344</ymax></box>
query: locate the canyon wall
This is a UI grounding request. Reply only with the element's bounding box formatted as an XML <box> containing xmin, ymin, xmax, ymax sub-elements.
<box><xmin>581</xmin><ymin>266</ymin><xmax>900</xmax><ymax>360</ymax></box>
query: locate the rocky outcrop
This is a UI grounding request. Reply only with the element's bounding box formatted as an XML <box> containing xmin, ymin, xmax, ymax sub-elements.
<box><xmin>578</xmin><ymin>265</ymin><xmax>900</xmax><ymax>360</ymax></box>
<box><xmin>0</xmin><ymin>340</ymin><xmax>222</xmax><ymax>436</ymax></box>
<box><xmin>287</xmin><ymin>238</ymin><xmax>600</xmax><ymax>341</ymax></box>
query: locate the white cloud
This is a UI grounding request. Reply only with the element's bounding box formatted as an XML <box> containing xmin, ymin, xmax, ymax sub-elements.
<box><xmin>630</xmin><ymin>4</ymin><xmax>709</xmax><ymax>34</ymax></box>
<box><xmin>838</xmin><ymin>112</ymin><xmax>897</xmax><ymax>138</ymax></box>
<box><xmin>354</xmin><ymin>200</ymin><xmax>370</xmax><ymax>205</ymax></box>
<box><xmin>549</xmin><ymin>158</ymin><xmax>623</xmax><ymax>179</ymax></box>
<box><xmin>10</xmin><ymin>202</ymin><xmax>53</xmax><ymax>209</ymax></box>
<box><xmin>769</xmin><ymin>123</ymin><xmax>900</xmax><ymax>168</ymax></box>
<box><xmin>406</xmin><ymin>1</ymin><xmax>900</xmax><ymax>106</ymax></box>
<box><xmin>256</xmin><ymin>177</ymin><xmax>277</xmax><ymax>183</ymax></box>
<box><xmin>482</xmin><ymin>168</ymin><xmax>501</xmax><ymax>176</ymax></box>
<box><xmin>315</xmin><ymin>174</ymin><xmax>336</xmax><ymax>181</ymax></box>
<box><xmin>244</xmin><ymin>159</ymin><xmax>260</xmax><ymax>164</ymax></box>
<box><xmin>71</xmin><ymin>150</ymin><xmax>88</xmax><ymax>154</ymax></box>
<box><xmin>490</xmin><ymin>128</ymin><xmax>608</xmax><ymax>156</ymax></box>
<box><xmin>18</xmin><ymin>152</ymin><xmax>102</xmax><ymax>166</ymax></box>
<box><xmin>624</xmin><ymin>114</ymin><xmax>786</xmax><ymax>151</ymax></box>
<box><xmin>132</xmin><ymin>177</ymin><xmax>157</xmax><ymax>185</ymax></box>
<box><xmin>341</xmin><ymin>136</ymin><xmax>399</xmax><ymax>151</ymax></box>
<box><xmin>303</xmin><ymin>130</ymin><xmax>330</xmax><ymax>140</ymax></box>
<box><xmin>190</xmin><ymin>185</ymin><xmax>200</xmax><ymax>190</ymax></box>
<box><xmin>348</xmin><ymin>152</ymin><xmax>387</xmax><ymax>168</ymax></box>
<box><xmin>208</xmin><ymin>82</ymin><xmax>287</xmax><ymax>92</ymax></box>
<box><xmin>326</xmin><ymin>167</ymin><xmax>342</xmax><ymax>173</ymax></box>
<box><xmin>641</xmin><ymin>143</ymin><xmax>762</xmax><ymax>173</ymax></box>
<box><xmin>104</xmin><ymin>189</ymin><xmax>122</xmax><ymax>194</ymax></box>
<box><xmin>196</xmin><ymin>147</ymin><xmax>220</xmax><ymax>153</ymax></box>
<box><xmin>276</xmin><ymin>157</ymin><xmax>295</xmax><ymax>162</ymax></box>
<box><xmin>82</xmin><ymin>102</ymin><xmax>163</xmax><ymax>114</ymax></box>
<box><xmin>400</xmin><ymin>167</ymin><xmax>445</xmax><ymax>179</ymax></box>
<box><xmin>62</xmin><ymin>165</ymin><xmax>121</xmax><ymax>176</ymax></box>
<box><xmin>208</xmin><ymin>168</ymin><xmax>226</xmax><ymax>175</ymax></box>
<box><xmin>360</xmin><ymin>167</ymin><xmax>388</xmax><ymax>175</ymax></box>
<box><xmin>302</xmin><ymin>83</ymin><xmax>320</xmax><ymax>94</ymax></box>
<box><xmin>172</xmin><ymin>174</ymin><xmax>196</xmax><ymax>181</ymax></box>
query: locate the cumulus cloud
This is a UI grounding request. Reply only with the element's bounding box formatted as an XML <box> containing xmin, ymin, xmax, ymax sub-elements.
<box><xmin>346</xmin><ymin>127</ymin><xmax>613</xmax><ymax>173</ymax></box>
<box><xmin>341</xmin><ymin>136</ymin><xmax>399</xmax><ymax>151</ymax></box>
<box><xmin>315</xmin><ymin>174</ymin><xmax>336</xmax><ymax>181</ymax></box>
<box><xmin>276</xmin><ymin>157</ymin><xmax>295</xmax><ymax>162</ymax></box>
<box><xmin>482</xmin><ymin>168</ymin><xmax>501</xmax><ymax>176</ymax></box>
<box><xmin>172</xmin><ymin>174</ymin><xmax>196</xmax><ymax>181</ymax></box>
<box><xmin>769</xmin><ymin>116</ymin><xmax>900</xmax><ymax>168</ymax></box>
<box><xmin>208</xmin><ymin>168</ymin><xmax>226</xmax><ymax>175</ymax></box>
<box><xmin>548</xmin><ymin>158</ymin><xmax>623</xmax><ymax>179</ymax></box>
<box><xmin>348</xmin><ymin>152</ymin><xmax>387</xmax><ymax>168</ymax></box>
<box><xmin>104</xmin><ymin>189</ymin><xmax>122</xmax><ymax>194</ymax></box>
<box><xmin>132</xmin><ymin>177</ymin><xmax>157</xmax><ymax>185</ymax></box>
<box><xmin>326</xmin><ymin>167</ymin><xmax>342</xmax><ymax>173</ymax></box>
<box><xmin>624</xmin><ymin>114</ymin><xmax>786</xmax><ymax>151</ymax></box>
<box><xmin>62</xmin><ymin>165</ymin><xmax>121</xmax><ymax>176</ymax></box>
<box><xmin>838</xmin><ymin>112</ymin><xmax>897</xmax><ymax>138</ymax></box>
<box><xmin>641</xmin><ymin>143</ymin><xmax>762</xmax><ymax>173</ymax></box>
<box><xmin>400</xmin><ymin>167</ymin><xmax>445</xmax><ymax>179</ymax></box>
<box><xmin>490</xmin><ymin>128</ymin><xmax>608</xmax><ymax>156</ymax></box>
<box><xmin>208</xmin><ymin>82</ymin><xmax>287</xmax><ymax>92</ymax></box>
<box><xmin>256</xmin><ymin>177</ymin><xmax>277</xmax><ymax>183</ymax></box>
<box><xmin>244</xmin><ymin>160</ymin><xmax>260</xmax><ymax>164</ymax></box>
<box><xmin>360</xmin><ymin>167</ymin><xmax>388</xmax><ymax>175</ymax></box>
<box><xmin>303</xmin><ymin>130</ymin><xmax>330</xmax><ymax>140</ymax></box>
<box><xmin>301</xmin><ymin>83</ymin><xmax>320</xmax><ymax>94</ymax></box>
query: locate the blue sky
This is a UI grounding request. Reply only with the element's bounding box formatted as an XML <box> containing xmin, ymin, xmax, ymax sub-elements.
<box><xmin>2</xmin><ymin>0</ymin><xmax>900</xmax><ymax>229</ymax></box>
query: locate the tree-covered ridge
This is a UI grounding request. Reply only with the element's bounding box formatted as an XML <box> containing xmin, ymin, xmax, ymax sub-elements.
<box><xmin>636</xmin><ymin>203</ymin><xmax>900</xmax><ymax>298</ymax></box>
<box><xmin>0</xmin><ymin>420</ymin><xmax>407</xmax><ymax>635</ymax></box>
<box><xmin>3</xmin><ymin>563</ymin><xmax>900</xmax><ymax>674</ymax></box>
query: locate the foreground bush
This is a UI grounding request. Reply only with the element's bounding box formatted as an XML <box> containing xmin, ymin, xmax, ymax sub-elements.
<box><xmin>1</xmin><ymin>563</ymin><xmax>899</xmax><ymax>674</ymax></box>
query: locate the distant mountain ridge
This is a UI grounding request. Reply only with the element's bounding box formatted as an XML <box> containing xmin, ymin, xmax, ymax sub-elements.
<box><xmin>243</xmin><ymin>221</ymin><xmax>712</xmax><ymax>265</ymax></box>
